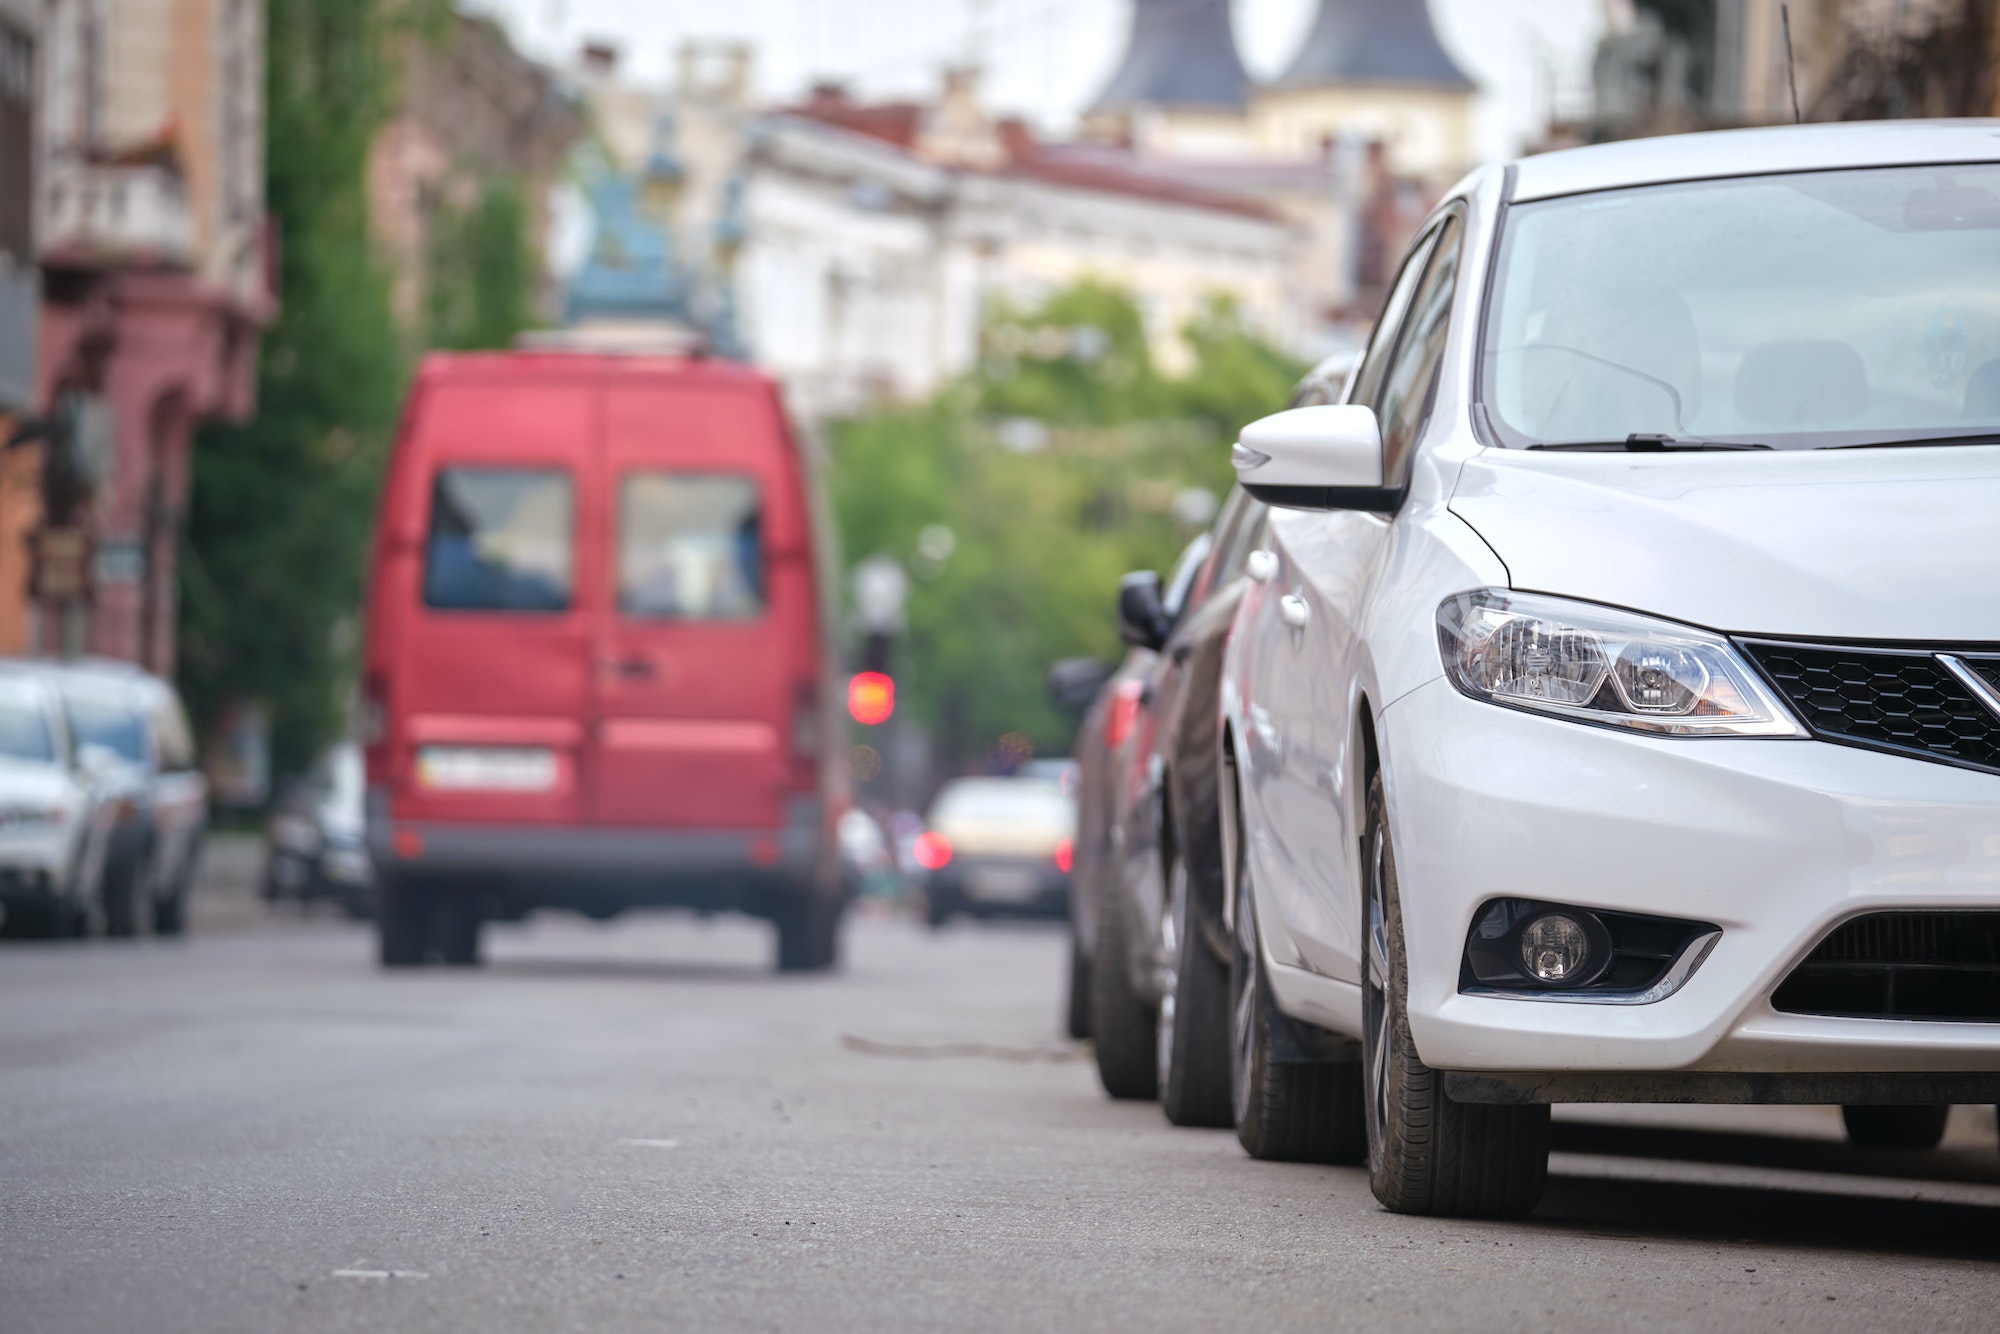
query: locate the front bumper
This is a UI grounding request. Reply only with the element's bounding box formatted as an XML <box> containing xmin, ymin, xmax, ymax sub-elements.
<box><xmin>0</xmin><ymin>828</ymin><xmax>73</xmax><ymax>890</ymax></box>
<box><xmin>1382</xmin><ymin>676</ymin><xmax>2000</xmax><ymax>1075</ymax></box>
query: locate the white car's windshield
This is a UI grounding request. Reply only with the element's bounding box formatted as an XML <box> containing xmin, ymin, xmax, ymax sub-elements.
<box><xmin>63</xmin><ymin>695</ymin><xmax>148</xmax><ymax>764</ymax></box>
<box><xmin>1483</xmin><ymin>163</ymin><xmax>2000</xmax><ymax>450</ymax></box>
<box><xmin>0</xmin><ymin>696</ymin><xmax>54</xmax><ymax>763</ymax></box>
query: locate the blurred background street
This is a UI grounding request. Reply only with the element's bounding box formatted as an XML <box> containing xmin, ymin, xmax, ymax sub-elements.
<box><xmin>4</xmin><ymin>847</ymin><xmax>1999</xmax><ymax>1332</ymax></box>
<box><xmin>5</xmin><ymin>0</ymin><xmax>2000</xmax><ymax>1328</ymax></box>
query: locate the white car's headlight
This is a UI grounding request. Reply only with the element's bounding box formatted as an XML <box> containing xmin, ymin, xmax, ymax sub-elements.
<box><xmin>1437</xmin><ymin>590</ymin><xmax>1805</xmax><ymax>738</ymax></box>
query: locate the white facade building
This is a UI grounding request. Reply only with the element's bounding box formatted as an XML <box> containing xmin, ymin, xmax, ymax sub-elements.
<box><xmin>734</xmin><ymin>99</ymin><xmax>1305</xmax><ymax>423</ymax></box>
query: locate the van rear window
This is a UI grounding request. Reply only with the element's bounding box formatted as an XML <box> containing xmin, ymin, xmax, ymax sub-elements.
<box><xmin>619</xmin><ymin>474</ymin><xmax>763</xmax><ymax>619</ymax></box>
<box><xmin>423</xmin><ymin>468</ymin><xmax>574</xmax><ymax>613</ymax></box>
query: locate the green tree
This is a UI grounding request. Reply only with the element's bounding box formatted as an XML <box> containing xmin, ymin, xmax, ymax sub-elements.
<box><xmin>831</xmin><ymin>280</ymin><xmax>1303</xmax><ymax>773</ymax></box>
<box><xmin>426</xmin><ymin>176</ymin><xmax>537</xmax><ymax>351</ymax></box>
<box><xmin>179</xmin><ymin>0</ymin><xmax>428</xmax><ymax>782</ymax></box>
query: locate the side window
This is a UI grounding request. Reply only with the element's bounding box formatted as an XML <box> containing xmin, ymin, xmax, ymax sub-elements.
<box><xmin>1346</xmin><ymin>225</ymin><xmax>1443</xmax><ymax>413</ymax></box>
<box><xmin>1370</xmin><ymin>214</ymin><xmax>1465</xmax><ymax>488</ymax></box>
<box><xmin>423</xmin><ymin>468</ymin><xmax>574</xmax><ymax>612</ymax></box>
<box><xmin>1161</xmin><ymin>531</ymin><xmax>1213</xmax><ymax>620</ymax></box>
<box><xmin>619</xmin><ymin>473</ymin><xmax>764</xmax><ymax>620</ymax></box>
<box><xmin>155</xmin><ymin>695</ymin><xmax>198</xmax><ymax>772</ymax></box>
<box><xmin>1208</xmin><ymin>488</ymin><xmax>1268</xmax><ymax>586</ymax></box>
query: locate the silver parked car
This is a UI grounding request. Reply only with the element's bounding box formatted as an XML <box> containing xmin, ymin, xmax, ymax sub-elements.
<box><xmin>31</xmin><ymin>660</ymin><xmax>208</xmax><ymax>936</ymax></box>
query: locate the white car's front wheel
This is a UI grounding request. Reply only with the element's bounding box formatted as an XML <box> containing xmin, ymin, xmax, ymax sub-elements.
<box><xmin>1362</xmin><ymin>772</ymin><xmax>1548</xmax><ymax>1218</ymax></box>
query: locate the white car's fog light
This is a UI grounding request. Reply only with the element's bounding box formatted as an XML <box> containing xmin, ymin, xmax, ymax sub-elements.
<box><xmin>1438</xmin><ymin>590</ymin><xmax>1805</xmax><ymax>737</ymax></box>
<box><xmin>1462</xmin><ymin>898</ymin><xmax>1720</xmax><ymax>1004</ymax></box>
<box><xmin>1520</xmin><ymin>914</ymin><xmax>1592</xmax><ymax>983</ymax></box>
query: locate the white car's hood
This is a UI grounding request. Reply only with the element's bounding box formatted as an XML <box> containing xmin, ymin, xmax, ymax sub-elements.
<box><xmin>1448</xmin><ymin>445</ymin><xmax>2000</xmax><ymax>641</ymax></box>
<box><xmin>0</xmin><ymin>757</ymin><xmax>78</xmax><ymax>813</ymax></box>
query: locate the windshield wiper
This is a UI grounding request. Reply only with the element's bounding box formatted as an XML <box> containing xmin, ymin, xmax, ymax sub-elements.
<box><xmin>1831</xmin><ymin>432</ymin><xmax>2000</xmax><ymax>450</ymax></box>
<box><xmin>1529</xmin><ymin>433</ymin><xmax>1773</xmax><ymax>453</ymax></box>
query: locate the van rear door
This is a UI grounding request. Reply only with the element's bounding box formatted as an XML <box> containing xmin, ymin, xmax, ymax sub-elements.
<box><xmin>591</xmin><ymin>377</ymin><xmax>801</xmax><ymax>830</ymax></box>
<box><xmin>390</xmin><ymin>380</ymin><xmax>595</xmax><ymax>827</ymax></box>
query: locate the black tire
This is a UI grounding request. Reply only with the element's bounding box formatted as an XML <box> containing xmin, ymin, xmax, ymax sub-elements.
<box><xmin>776</xmin><ymin>892</ymin><xmax>842</xmax><ymax>973</ymax></box>
<box><xmin>435</xmin><ymin>884</ymin><xmax>484</xmax><ymax>967</ymax></box>
<box><xmin>1230</xmin><ymin>823</ymin><xmax>1366</xmax><ymax>1162</ymax></box>
<box><xmin>103</xmin><ymin>858</ymin><xmax>142</xmax><ymax>938</ymax></box>
<box><xmin>1157</xmin><ymin>849</ymin><xmax>1233</xmax><ymax>1127</ymax></box>
<box><xmin>151</xmin><ymin>891</ymin><xmax>185</xmax><ymax>937</ymax></box>
<box><xmin>1842</xmin><ymin>1104</ymin><xmax>1949</xmax><ymax>1149</ymax></box>
<box><xmin>378</xmin><ymin>871</ymin><xmax>433</xmax><ymax>968</ymax></box>
<box><xmin>1362</xmin><ymin>773</ymin><xmax>1548</xmax><ymax>1218</ymax></box>
<box><xmin>1064</xmin><ymin>927</ymin><xmax>1093</xmax><ymax>1040</ymax></box>
<box><xmin>1090</xmin><ymin>879</ymin><xmax>1158</xmax><ymax>1100</ymax></box>
<box><xmin>2</xmin><ymin>899</ymin><xmax>60</xmax><ymax>939</ymax></box>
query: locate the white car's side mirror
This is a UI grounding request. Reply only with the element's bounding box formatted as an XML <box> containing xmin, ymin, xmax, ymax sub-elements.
<box><xmin>1231</xmin><ymin>404</ymin><xmax>1401</xmax><ymax>513</ymax></box>
<box><xmin>75</xmin><ymin>742</ymin><xmax>122</xmax><ymax>779</ymax></box>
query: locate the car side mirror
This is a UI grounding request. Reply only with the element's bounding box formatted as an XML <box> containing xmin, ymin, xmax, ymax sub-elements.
<box><xmin>1047</xmin><ymin>657</ymin><xmax>1114</xmax><ymax>713</ymax></box>
<box><xmin>1116</xmin><ymin>571</ymin><xmax>1169</xmax><ymax>652</ymax></box>
<box><xmin>74</xmin><ymin>742</ymin><xmax>122</xmax><ymax>779</ymax></box>
<box><xmin>1231</xmin><ymin>404</ymin><xmax>1402</xmax><ymax>513</ymax></box>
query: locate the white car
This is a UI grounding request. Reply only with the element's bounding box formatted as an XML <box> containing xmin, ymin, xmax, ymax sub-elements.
<box><xmin>35</xmin><ymin>660</ymin><xmax>209</xmax><ymax>935</ymax></box>
<box><xmin>0</xmin><ymin>673</ymin><xmax>123</xmax><ymax>938</ymax></box>
<box><xmin>1217</xmin><ymin>121</ymin><xmax>2000</xmax><ymax>1219</ymax></box>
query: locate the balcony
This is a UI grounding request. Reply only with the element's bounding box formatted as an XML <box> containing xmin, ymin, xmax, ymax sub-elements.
<box><xmin>41</xmin><ymin>160</ymin><xmax>194</xmax><ymax>268</ymax></box>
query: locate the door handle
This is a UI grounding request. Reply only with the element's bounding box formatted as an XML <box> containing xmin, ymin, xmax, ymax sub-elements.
<box><xmin>604</xmin><ymin>656</ymin><xmax>656</xmax><ymax>680</ymax></box>
<box><xmin>1278</xmin><ymin>594</ymin><xmax>1310</xmax><ymax>629</ymax></box>
<box><xmin>1246</xmin><ymin>549</ymin><xmax>1278</xmax><ymax>584</ymax></box>
<box><xmin>1170</xmin><ymin>642</ymin><xmax>1193</xmax><ymax>665</ymax></box>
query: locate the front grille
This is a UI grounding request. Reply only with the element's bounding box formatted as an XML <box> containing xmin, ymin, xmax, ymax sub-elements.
<box><xmin>1773</xmin><ymin>912</ymin><xmax>2000</xmax><ymax>1020</ymax></box>
<box><xmin>1740</xmin><ymin>641</ymin><xmax>2000</xmax><ymax>776</ymax></box>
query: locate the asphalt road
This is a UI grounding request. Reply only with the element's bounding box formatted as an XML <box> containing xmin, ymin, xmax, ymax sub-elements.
<box><xmin>4</xmin><ymin>840</ymin><xmax>2000</xmax><ymax>1332</ymax></box>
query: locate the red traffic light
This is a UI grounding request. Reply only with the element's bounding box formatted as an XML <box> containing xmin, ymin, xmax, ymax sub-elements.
<box><xmin>848</xmin><ymin>671</ymin><xmax>895</xmax><ymax>726</ymax></box>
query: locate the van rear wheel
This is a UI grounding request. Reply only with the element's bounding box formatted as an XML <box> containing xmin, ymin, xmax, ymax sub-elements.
<box><xmin>776</xmin><ymin>892</ymin><xmax>841</xmax><ymax>973</ymax></box>
<box><xmin>379</xmin><ymin>872</ymin><xmax>433</xmax><ymax>967</ymax></box>
<box><xmin>436</xmin><ymin>885</ymin><xmax>484</xmax><ymax>967</ymax></box>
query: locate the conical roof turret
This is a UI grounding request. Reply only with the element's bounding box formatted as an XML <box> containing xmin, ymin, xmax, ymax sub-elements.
<box><xmin>1276</xmin><ymin>0</ymin><xmax>1472</xmax><ymax>90</ymax></box>
<box><xmin>1088</xmin><ymin>0</ymin><xmax>1250</xmax><ymax>114</ymax></box>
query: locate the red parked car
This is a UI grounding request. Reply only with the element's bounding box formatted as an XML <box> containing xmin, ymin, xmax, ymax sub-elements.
<box><xmin>361</xmin><ymin>350</ymin><xmax>845</xmax><ymax>971</ymax></box>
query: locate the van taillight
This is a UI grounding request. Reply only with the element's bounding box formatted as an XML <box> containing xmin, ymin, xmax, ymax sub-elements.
<box><xmin>791</xmin><ymin>681</ymin><xmax>821</xmax><ymax>760</ymax></box>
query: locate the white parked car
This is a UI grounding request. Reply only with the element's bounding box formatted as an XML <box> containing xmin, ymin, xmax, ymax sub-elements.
<box><xmin>0</xmin><ymin>672</ymin><xmax>124</xmax><ymax>938</ymax></box>
<box><xmin>1216</xmin><ymin>121</ymin><xmax>2000</xmax><ymax>1219</ymax></box>
<box><xmin>35</xmin><ymin>660</ymin><xmax>209</xmax><ymax>936</ymax></box>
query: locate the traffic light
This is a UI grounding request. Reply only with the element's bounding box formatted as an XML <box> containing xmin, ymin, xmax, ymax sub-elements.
<box><xmin>848</xmin><ymin>670</ymin><xmax>894</xmax><ymax>726</ymax></box>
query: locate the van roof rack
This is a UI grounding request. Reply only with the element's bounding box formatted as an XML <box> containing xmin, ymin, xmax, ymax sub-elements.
<box><xmin>513</xmin><ymin>322</ymin><xmax>715</xmax><ymax>357</ymax></box>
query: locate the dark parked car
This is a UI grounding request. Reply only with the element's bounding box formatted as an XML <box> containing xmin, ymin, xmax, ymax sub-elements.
<box><xmin>1061</xmin><ymin>531</ymin><xmax>1208</xmax><ymax>1039</ymax></box>
<box><xmin>1083</xmin><ymin>353</ymin><xmax>1355</xmax><ymax>1125</ymax></box>
<box><xmin>264</xmin><ymin>743</ymin><xmax>372</xmax><ymax>918</ymax></box>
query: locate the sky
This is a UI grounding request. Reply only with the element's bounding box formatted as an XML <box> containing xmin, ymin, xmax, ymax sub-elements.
<box><xmin>465</xmin><ymin>0</ymin><xmax>1605</xmax><ymax>165</ymax></box>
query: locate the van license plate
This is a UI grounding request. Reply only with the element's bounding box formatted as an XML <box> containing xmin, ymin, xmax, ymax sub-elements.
<box><xmin>416</xmin><ymin>746</ymin><xmax>557</xmax><ymax>793</ymax></box>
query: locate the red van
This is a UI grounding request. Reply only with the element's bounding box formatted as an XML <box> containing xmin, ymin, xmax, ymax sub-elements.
<box><xmin>361</xmin><ymin>350</ymin><xmax>846</xmax><ymax>971</ymax></box>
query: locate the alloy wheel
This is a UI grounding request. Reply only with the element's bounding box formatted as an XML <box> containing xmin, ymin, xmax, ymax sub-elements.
<box><xmin>1230</xmin><ymin>859</ymin><xmax>1258</xmax><ymax>1129</ymax></box>
<box><xmin>1362</xmin><ymin>816</ymin><xmax>1391</xmax><ymax>1177</ymax></box>
<box><xmin>1155</xmin><ymin>855</ymin><xmax>1187</xmax><ymax>1093</ymax></box>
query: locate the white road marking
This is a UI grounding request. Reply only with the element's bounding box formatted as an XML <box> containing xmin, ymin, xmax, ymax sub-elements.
<box><xmin>619</xmin><ymin>1137</ymin><xmax>681</xmax><ymax>1148</ymax></box>
<box><xmin>331</xmin><ymin>1268</ymin><xmax>430</xmax><ymax>1280</ymax></box>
